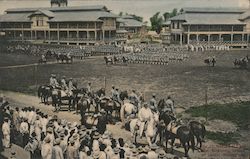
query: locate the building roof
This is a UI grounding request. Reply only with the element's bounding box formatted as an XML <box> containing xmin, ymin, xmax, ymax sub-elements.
<box><xmin>0</xmin><ymin>5</ymin><xmax>117</xmax><ymax>23</ymax></box>
<box><xmin>5</xmin><ymin>5</ymin><xmax>108</xmax><ymax>13</ymax></box>
<box><xmin>169</xmin><ymin>8</ymin><xmax>247</xmax><ymax>25</ymax></box>
<box><xmin>29</xmin><ymin>10</ymin><xmax>55</xmax><ymax>18</ymax></box>
<box><xmin>0</xmin><ymin>13</ymin><xmax>31</xmax><ymax>22</ymax></box>
<box><xmin>118</xmin><ymin>18</ymin><xmax>144</xmax><ymax>27</ymax></box>
<box><xmin>48</xmin><ymin>11</ymin><xmax>117</xmax><ymax>22</ymax></box>
<box><xmin>183</xmin><ymin>7</ymin><xmax>246</xmax><ymax>14</ymax></box>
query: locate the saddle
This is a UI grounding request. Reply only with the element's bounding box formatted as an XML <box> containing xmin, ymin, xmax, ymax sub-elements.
<box><xmin>166</xmin><ymin>121</ymin><xmax>180</xmax><ymax>135</ymax></box>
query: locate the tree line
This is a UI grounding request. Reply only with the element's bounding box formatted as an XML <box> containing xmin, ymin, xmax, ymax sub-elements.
<box><xmin>119</xmin><ymin>8</ymin><xmax>183</xmax><ymax>34</ymax></box>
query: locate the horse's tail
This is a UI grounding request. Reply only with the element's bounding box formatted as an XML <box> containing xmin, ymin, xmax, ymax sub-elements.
<box><xmin>190</xmin><ymin>131</ymin><xmax>195</xmax><ymax>152</ymax></box>
<box><xmin>37</xmin><ymin>86</ymin><xmax>42</xmax><ymax>97</ymax></box>
<box><xmin>120</xmin><ymin>104</ymin><xmax>126</xmax><ymax>123</ymax></box>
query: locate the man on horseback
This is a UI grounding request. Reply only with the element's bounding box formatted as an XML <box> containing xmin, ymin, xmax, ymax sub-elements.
<box><xmin>61</xmin><ymin>76</ymin><xmax>68</xmax><ymax>91</ymax></box>
<box><xmin>129</xmin><ymin>90</ymin><xmax>140</xmax><ymax>108</ymax></box>
<box><xmin>68</xmin><ymin>78</ymin><xmax>76</xmax><ymax>94</ymax></box>
<box><xmin>138</xmin><ymin>102</ymin><xmax>153</xmax><ymax>138</ymax></box>
<box><xmin>165</xmin><ymin>96</ymin><xmax>175</xmax><ymax>117</ymax></box>
<box><xmin>149</xmin><ymin>93</ymin><xmax>157</xmax><ymax>111</ymax></box>
<box><xmin>49</xmin><ymin>74</ymin><xmax>59</xmax><ymax>89</ymax></box>
<box><xmin>112</xmin><ymin>88</ymin><xmax>121</xmax><ymax>107</ymax></box>
<box><xmin>87</xmin><ymin>82</ymin><xmax>92</xmax><ymax>94</ymax></box>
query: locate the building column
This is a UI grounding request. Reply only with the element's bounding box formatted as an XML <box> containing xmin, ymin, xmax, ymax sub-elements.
<box><xmin>219</xmin><ymin>34</ymin><xmax>222</xmax><ymax>42</ymax></box>
<box><xmin>44</xmin><ymin>30</ymin><xmax>46</xmax><ymax>40</ymax></box>
<box><xmin>77</xmin><ymin>30</ymin><xmax>79</xmax><ymax>41</ymax></box>
<box><xmin>242</xmin><ymin>34</ymin><xmax>244</xmax><ymax>41</ymax></box>
<box><xmin>87</xmin><ymin>31</ymin><xmax>89</xmax><ymax>40</ymax></box>
<box><xmin>48</xmin><ymin>31</ymin><xmax>50</xmax><ymax>41</ymax></box>
<box><xmin>187</xmin><ymin>34</ymin><xmax>190</xmax><ymax>44</ymax></box>
<box><xmin>31</xmin><ymin>31</ymin><xmax>33</xmax><ymax>40</ymax></box>
<box><xmin>102</xmin><ymin>30</ymin><xmax>105</xmax><ymax>41</ymax></box>
<box><xmin>21</xmin><ymin>24</ymin><xmax>24</xmax><ymax>41</ymax></box>
<box><xmin>180</xmin><ymin>33</ymin><xmax>183</xmax><ymax>45</ymax></box>
<box><xmin>34</xmin><ymin>31</ymin><xmax>37</xmax><ymax>40</ymax></box>
<box><xmin>208</xmin><ymin>34</ymin><xmax>210</xmax><ymax>44</ymax></box>
<box><xmin>231</xmin><ymin>34</ymin><xmax>233</xmax><ymax>44</ymax></box>
<box><xmin>67</xmin><ymin>31</ymin><xmax>69</xmax><ymax>40</ymax></box>
<box><xmin>57</xmin><ymin>31</ymin><xmax>59</xmax><ymax>42</ymax></box>
<box><xmin>109</xmin><ymin>31</ymin><xmax>111</xmax><ymax>39</ymax></box>
<box><xmin>196</xmin><ymin>34</ymin><xmax>199</xmax><ymax>43</ymax></box>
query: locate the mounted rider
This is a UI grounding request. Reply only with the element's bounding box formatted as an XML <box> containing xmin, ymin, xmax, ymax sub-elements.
<box><xmin>164</xmin><ymin>96</ymin><xmax>175</xmax><ymax>116</ymax></box>
<box><xmin>49</xmin><ymin>74</ymin><xmax>60</xmax><ymax>89</ymax></box>
<box><xmin>149</xmin><ymin>93</ymin><xmax>157</xmax><ymax>111</ymax></box>
<box><xmin>138</xmin><ymin>102</ymin><xmax>153</xmax><ymax>138</ymax></box>
<box><xmin>68</xmin><ymin>78</ymin><xmax>76</xmax><ymax>92</ymax></box>
<box><xmin>61</xmin><ymin>76</ymin><xmax>68</xmax><ymax>91</ymax></box>
<box><xmin>87</xmin><ymin>82</ymin><xmax>92</xmax><ymax>94</ymax></box>
<box><xmin>112</xmin><ymin>88</ymin><xmax>121</xmax><ymax>107</ymax></box>
<box><xmin>129</xmin><ymin>90</ymin><xmax>140</xmax><ymax>108</ymax></box>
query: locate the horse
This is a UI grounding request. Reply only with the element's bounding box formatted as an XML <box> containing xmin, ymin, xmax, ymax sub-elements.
<box><xmin>88</xmin><ymin>88</ymin><xmax>106</xmax><ymax>113</ymax></box>
<box><xmin>38</xmin><ymin>58</ymin><xmax>46</xmax><ymax>64</ymax></box>
<box><xmin>234</xmin><ymin>58</ymin><xmax>248</xmax><ymax>69</ymax></box>
<box><xmin>51</xmin><ymin>89</ymin><xmax>75</xmax><ymax>111</ymax></box>
<box><xmin>120</xmin><ymin>90</ymin><xmax>128</xmax><ymax>101</ymax></box>
<box><xmin>125</xmin><ymin>111</ymin><xmax>159</xmax><ymax>146</ymax></box>
<box><xmin>160</xmin><ymin>111</ymin><xmax>195</xmax><ymax>157</ymax></box>
<box><xmin>158</xmin><ymin>99</ymin><xmax>166</xmax><ymax>113</ymax></box>
<box><xmin>57</xmin><ymin>54</ymin><xmax>73</xmax><ymax>64</ymax></box>
<box><xmin>120</xmin><ymin>102</ymin><xmax>137</xmax><ymax>127</ymax></box>
<box><xmin>104</xmin><ymin>56</ymin><xmax>113</xmax><ymax>65</ymax></box>
<box><xmin>204</xmin><ymin>58</ymin><xmax>216</xmax><ymax>67</ymax></box>
<box><xmin>38</xmin><ymin>85</ymin><xmax>52</xmax><ymax>105</ymax></box>
<box><xmin>82</xmin><ymin>113</ymin><xmax>110</xmax><ymax>134</ymax></box>
<box><xmin>189</xmin><ymin>121</ymin><xmax>206</xmax><ymax>150</ymax></box>
<box><xmin>98</xmin><ymin>97</ymin><xmax>120</xmax><ymax>119</ymax></box>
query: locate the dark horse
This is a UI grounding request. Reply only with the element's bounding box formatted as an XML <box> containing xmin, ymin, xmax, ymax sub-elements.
<box><xmin>104</xmin><ymin>56</ymin><xmax>113</xmax><ymax>65</ymax></box>
<box><xmin>38</xmin><ymin>85</ymin><xmax>52</xmax><ymax>105</ymax></box>
<box><xmin>189</xmin><ymin>121</ymin><xmax>206</xmax><ymax>150</ymax></box>
<box><xmin>204</xmin><ymin>58</ymin><xmax>216</xmax><ymax>67</ymax></box>
<box><xmin>160</xmin><ymin>112</ymin><xmax>195</xmax><ymax>157</ymax></box>
<box><xmin>234</xmin><ymin>58</ymin><xmax>248</xmax><ymax>69</ymax></box>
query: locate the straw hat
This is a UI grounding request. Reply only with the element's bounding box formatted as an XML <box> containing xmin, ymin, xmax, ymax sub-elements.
<box><xmin>158</xmin><ymin>150</ymin><xmax>166</xmax><ymax>158</ymax></box>
<box><xmin>47</xmin><ymin>127</ymin><xmax>53</xmax><ymax>133</ymax></box>
<box><xmin>143</xmin><ymin>145</ymin><xmax>151</xmax><ymax>152</ymax></box>
<box><xmin>92</xmin><ymin>150</ymin><xmax>101</xmax><ymax>159</ymax></box>
<box><xmin>113</xmin><ymin>147</ymin><xmax>120</xmax><ymax>154</ymax></box>
<box><xmin>93</xmin><ymin>131</ymin><xmax>101</xmax><ymax>139</ymax></box>
<box><xmin>137</xmin><ymin>146</ymin><xmax>144</xmax><ymax>153</ymax></box>
<box><xmin>150</xmin><ymin>144</ymin><xmax>159</xmax><ymax>150</ymax></box>
<box><xmin>54</xmin><ymin>138</ymin><xmax>61</xmax><ymax>145</ymax></box>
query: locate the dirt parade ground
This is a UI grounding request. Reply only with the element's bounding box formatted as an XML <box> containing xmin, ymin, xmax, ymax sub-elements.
<box><xmin>0</xmin><ymin>49</ymin><xmax>250</xmax><ymax>159</ymax></box>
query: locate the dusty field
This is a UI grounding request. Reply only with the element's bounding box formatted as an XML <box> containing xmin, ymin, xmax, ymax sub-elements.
<box><xmin>1</xmin><ymin>50</ymin><xmax>250</xmax><ymax>158</ymax></box>
<box><xmin>1</xmin><ymin>50</ymin><xmax>250</xmax><ymax>108</ymax></box>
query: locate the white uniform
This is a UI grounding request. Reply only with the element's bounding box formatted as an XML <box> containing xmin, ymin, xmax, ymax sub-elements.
<box><xmin>2</xmin><ymin>121</ymin><xmax>10</xmax><ymax>148</ymax></box>
<box><xmin>61</xmin><ymin>79</ymin><xmax>68</xmax><ymax>91</ymax></box>
<box><xmin>41</xmin><ymin>143</ymin><xmax>52</xmax><ymax>159</ymax></box>
<box><xmin>138</xmin><ymin>107</ymin><xmax>153</xmax><ymax>137</ymax></box>
<box><xmin>165</xmin><ymin>99</ymin><xmax>175</xmax><ymax>115</ymax></box>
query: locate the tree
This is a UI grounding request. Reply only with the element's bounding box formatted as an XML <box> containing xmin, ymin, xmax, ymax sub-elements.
<box><xmin>130</xmin><ymin>14</ymin><xmax>143</xmax><ymax>22</ymax></box>
<box><xmin>119</xmin><ymin>12</ymin><xmax>123</xmax><ymax>16</ymax></box>
<box><xmin>170</xmin><ymin>8</ymin><xmax>178</xmax><ymax>17</ymax></box>
<box><xmin>163</xmin><ymin>12</ymin><xmax>170</xmax><ymax>21</ymax></box>
<box><xmin>150</xmin><ymin>12</ymin><xmax>163</xmax><ymax>34</ymax></box>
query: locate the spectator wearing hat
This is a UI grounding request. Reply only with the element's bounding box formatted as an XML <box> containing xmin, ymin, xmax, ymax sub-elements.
<box><xmin>2</xmin><ymin>117</ymin><xmax>10</xmax><ymax>148</ymax></box>
<box><xmin>20</xmin><ymin>118</ymin><xmax>29</xmax><ymax>147</ymax></box>
<box><xmin>147</xmin><ymin>144</ymin><xmax>159</xmax><ymax>159</ymax></box>
<box><xmin>157</xmin><ymin>149</ymin><xmax>166</xmax><ymax>159</ymax></box>
<box><xmin>24</xmin><ymin>133</ymin><xmax>39</xmax><ymax>159</ymax></box>
<box><xmin>111</xmin><ymin>147</ymin><xmax>120</xmax><ymax>159</ymax></box>
<box><xmin>79</xmin><ymin>145</ymin><xmax>88</xmax><ymax>159</ymax></box>
<box><xmin>67</xmin><ymin>138</ymin><xmax>77</xmax><ymax>159</ymax></box>
<box><xmin>52</xmin><ymin>138</ymin><xmax>64</xmax><ymax>159</ymax></box>
<box><xmin>41</xmin><ymin>137</ymin><xmax>53</xmax><ymax>159</ymax></box>
<box><xmin>138</xmin><ymin>102</ymin><xmax>153</xmax><ymax>138</ymax></box>
<box><xmin>149</xmin><ymin>93</ymin><xmax>157</xmax><ymax>111</ymax></box>
<box><xmin>10</xmin><ymin>150</ymin><xmax>16</xmax><ymax>159</ymax></box>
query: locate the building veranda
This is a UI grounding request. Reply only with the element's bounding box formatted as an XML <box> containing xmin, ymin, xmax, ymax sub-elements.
<box><xmin>162</xmin><ymin>8</ymin><xmax>250</xmax><ymax>48</ymax></box>
<box><xmin>0</xmin><ymin>5</ymin><xmax>129</xmax><ymax>45</ymax></box>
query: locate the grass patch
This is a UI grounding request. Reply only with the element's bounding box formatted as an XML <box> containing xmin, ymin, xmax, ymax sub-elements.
<box><xmin>186</xmin><ymin>102</ymin><xmax>250</xmax><ymax>129</ymax></box>
<box><xmin>206</xmin><ymin>131</ymin><xmax>241</xmax><ymax>145</ymax></box>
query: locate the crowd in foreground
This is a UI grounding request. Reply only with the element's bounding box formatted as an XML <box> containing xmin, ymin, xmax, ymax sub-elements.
<box><xmin>0</xmin><ymin>94</ymin><xmax>183</xmax><ymax>159</ymax></box>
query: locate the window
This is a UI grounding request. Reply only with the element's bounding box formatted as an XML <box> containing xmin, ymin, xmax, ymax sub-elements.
<box><xmin>36</xmin><ymin>16</ymin><xmax>44</xmax><ymax>26</ymax></box>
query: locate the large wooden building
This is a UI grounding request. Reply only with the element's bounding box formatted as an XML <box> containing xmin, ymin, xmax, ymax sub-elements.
<box><xmin>0</xmin><ymin>5</ymin><xmax>127</xmax><ymax>45</ymax></box>
<box><xmin>162</xmin><ymin>7</ymin><xmax>250</xmax><ymax>48</ymax></box>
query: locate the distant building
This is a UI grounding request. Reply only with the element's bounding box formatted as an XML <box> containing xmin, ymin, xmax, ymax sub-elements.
<box><xmin>51</xmin><ymin>0</ymin><xmax>68</xmax><ymax>7</ymax></box>
<box><xmin>117</xmin><ymin>15</ymin><xmax>147</xmax><ymax>37</ymax></box>
<box><xmin>0</xmin><ymin>5</ymin><xmax>126</xmax><ymax>45</ymax></box>
<box><xmin>162</xmin><ymin>7</ymin><xmax>250</xmax><ymax>48</ymax></box>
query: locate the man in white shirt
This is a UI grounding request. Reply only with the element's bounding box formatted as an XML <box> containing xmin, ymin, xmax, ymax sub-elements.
<box><xmin>2</xmin><ymin>117</ymin><xmax>10</xmax><ymax>148</ymax></box>
<box><xmin>138</xmin><ymin>103</ymin><xmax>153</xmax><ymax>138</ymax></box>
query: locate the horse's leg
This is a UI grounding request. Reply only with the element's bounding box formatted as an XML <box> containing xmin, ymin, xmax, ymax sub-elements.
<box><xmin>183</xmin><ymin>141</ymin><xmax>189</xmax><ymax>157</ymax></box>
<box><xmin>170</xmin><ymin>137</ymin><xmax>175</xmax><ymax>154</ymax></box>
